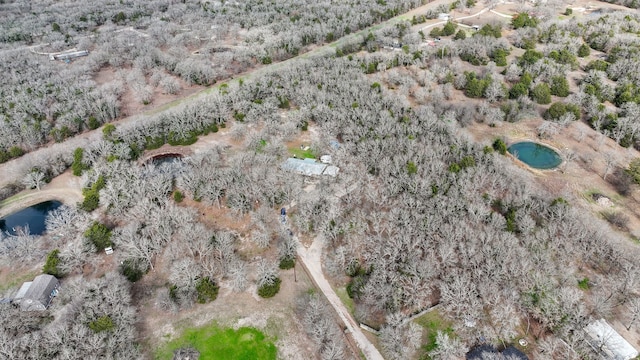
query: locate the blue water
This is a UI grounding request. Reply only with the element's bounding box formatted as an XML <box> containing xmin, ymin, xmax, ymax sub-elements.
<box><xmin>508</xmin><ymin>142</ymin><xmax>562</xmax><ymax>170</ymax></box>
<box><xmin>0</xmin><ymin>200</ymin><xmax>62</xmax><ymax>236</ymax></box>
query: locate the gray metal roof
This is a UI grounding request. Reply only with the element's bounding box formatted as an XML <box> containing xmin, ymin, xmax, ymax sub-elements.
<box><xmin>19</xmin><ymin>274</ymin><xmax>59</xmax><ymax>311</ymax></box>
<box><xmin>13</xmin><ymin>281</ymin><xmax>32</xmax><ymax>301</ymax></box>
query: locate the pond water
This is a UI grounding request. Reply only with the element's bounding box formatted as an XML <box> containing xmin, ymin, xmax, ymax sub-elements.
<box><xmin>0</xmin><ymin>200</ymin><xmax>62</xmax><ymax>236</ymax></box>
<box><xmin>508</xmin><ymin>142</ymin><xmax>562</xmax><ymax>170</ymax></box>
<box><xmin>152</xmin><ymin>154</ymin><xmax>183</xmax><ymax>166</ymax></box>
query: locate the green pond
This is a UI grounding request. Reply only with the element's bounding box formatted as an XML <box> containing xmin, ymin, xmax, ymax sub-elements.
<box><xmin>507</xmin><ymin>142</ymin><xmax>561</xmax><ymax>170</ymax></box>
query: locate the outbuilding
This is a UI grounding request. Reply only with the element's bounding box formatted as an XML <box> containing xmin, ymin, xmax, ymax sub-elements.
<box><xmin>584</xmin><ymin>319</ymin><xmax>639</xmax><ymax>360</ymax></box>
<box><xmin>13</xmin><ymin>274</ymin><xmax>60</xmax><ymax>311</ymax></box>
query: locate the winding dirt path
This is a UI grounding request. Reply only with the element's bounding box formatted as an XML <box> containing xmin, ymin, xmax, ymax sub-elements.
<box><xmin>297</xmin><ymin>236</ymin><xmax>385</xmax><ymax>360</ymax></box>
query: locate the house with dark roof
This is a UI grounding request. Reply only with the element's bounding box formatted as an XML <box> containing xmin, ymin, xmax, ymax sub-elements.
<box><xmin>13</xmin><ymin>274</ymin><xmax>60</xmax><ymax>311</ymax></box>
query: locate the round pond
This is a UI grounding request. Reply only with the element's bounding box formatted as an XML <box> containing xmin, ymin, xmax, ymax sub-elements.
<box><xmin>508</xmin><ymin>141</ymin><xmax>561</xmax><ymax>170</ymax></box>
<box><xmin>0</xmin><ymin>200</ymin><xmax>62</xmax><ymax>236</ymax></box>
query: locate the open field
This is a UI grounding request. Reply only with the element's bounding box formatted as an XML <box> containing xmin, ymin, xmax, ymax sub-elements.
<box><xmin>154</xmin><ymin>325</ymin><xmax>276</xmax><ymax>360</ymax></box>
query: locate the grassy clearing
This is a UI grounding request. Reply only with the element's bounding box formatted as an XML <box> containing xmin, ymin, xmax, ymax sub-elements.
<box><xmin>288</xmin><ymin>147</ymin><xmax>315</xmax><ymax>159</ymax></box>
<box><xmin>335</xmin><ymin>286</ymin><xmax>355</xmax><ymax>314</ymax></box>
<box><xmin>413</xmin><ymin>309</ymin><xmax>454</xmax><ymax>360</ymax></box>
<box><xmin>0</xmin><ymin>270</ymin><xmax>37</xmax><ymax>292</ymax></box>
<box><xmin>0</xmin><ymin>192</ymin><xmax>29</xmax><ymax>208</ymax></box>
<box><xmin>154</xmin><ymin>323</ymin><xmax>277</xmax><ymax>360</ymax></box>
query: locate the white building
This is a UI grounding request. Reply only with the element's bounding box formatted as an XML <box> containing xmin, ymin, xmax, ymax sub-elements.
<box><xmin>584</xmin><ymin>319</ymin><xmax>639</xmax><ymax>360</ymax></box>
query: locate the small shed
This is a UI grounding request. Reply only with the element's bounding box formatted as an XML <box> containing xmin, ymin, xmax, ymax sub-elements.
<box><xmin>584</xmin><ymin>319</ymin><xmax>639</xmax><ymax>360</ymax></box>
<box><xmin>51</xmin><ymin>50</ymin><xmax>89</xmax><ymax>61</ymax></box>
<box><xmin>14</xmin><ymin>274</ymin><xmax>60</xmax><ymax>311</ymax></box>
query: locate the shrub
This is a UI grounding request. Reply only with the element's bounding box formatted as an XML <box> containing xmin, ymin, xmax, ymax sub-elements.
<box><xmin>89</xmin><ymin>316</ymin><xmax>115</xmax><ymax>333</ymax></box>
<box><xmin>448</xmin><ymin>163</ymin><xmax>461</xmax><ymax>173</ymax></box>
<box><xmin>512</xmin><ymin>13</ymin><xmax>539</xmax><ymax>29</ymax></box>
<box><xmin>577</xmin><ymin>43</ymin><xmax>590</xmax><ymax>57</ymax></box>
<box><xmin>577</xmin><ymin>277</ymin><xmax>590</xmax><ymax>290</ymax></box>
<box><xmin>258</xmin><ymin>278</ymin><xmax>281</xmax><ymax>298</ymax></box>
<box><xmin>120</xmin><ymin>259</ymin><xmax>146</xmax><ymax>282</ymax></box>
<box><xmin>585</xmin><ymin>59</ymin><xmax>608</xmax><ymax>72</ymax></box>
<box><xmin>492</xmin><ymin>138</ymin><xmax>507</xmax><ymax>155</ymax></box>
<box><xmin>84</xmin><ymin>222</ymin><xmax>112</xmax><ymax>251</ymax></box>
<box><xmin>464</xmin><ymin>72</ymin><xmax>491</xmax><ymax>98</ymax></box>
<box><xmin>509</xmin><ymin>83</ymin><xmax>529</xmax><ymax>99</ymax></box>
<box><xmin>491</xmin><ymin>48</ymin><xmax>508</xmax><ymax>66</ymax></box>
<box><xmin>476</xmin><ymin>23</ymin><xmax>502</xmax><ymax>38</ymax></box>
<box><xmin>346</xmin><ymin>276</ymin><xmax>367</xmax><ymax>299</ymax></box>
<box><xmin>43</xmin><ymin>249</ymin><xmax>63</xmax><ymax>277</ymax></box>
<box><xmin>87</xmin><ymin>116</ymin><xmax>101</xmax><ymax>130</ymax></box>
<box><xmin>564</xmin><ymin>8</ymin><xmax>573</xmax><ymax>16</ymax></box>
<box><xmin>545</xmin><ymin>102</ymin><xmax>580</xmax><ymax>121</ymax></box>
<box><xmin>80</xmin><ymin>191</ymin><xmax>100</xmax><ymax>212</ymax></box>
<box><xmin>102</xmin><ymin>123</ymin><xmax>116</xmax><ymax>139</ymax></box>
<box><xmin>459</xmin><ymin>155</ymin><xmax>476</xmax><ymax>168</ymax></box>
<box><xmin>0</xmin><ymin>147</ymin><xmax>25</xmax><ymax>163</ymax></box>
<box><xmin>454</xmin><ymin>30</ymin><xmax>466</xmax><ymax>40</ymax></box>
<box><xmin>195</xmin><ymin>277</ymin><xmax>219</xmax><ymax>303</ymax></box>
<box><xmin>261</xmin><ymin>56</ymin><xmax>272</xmax><ymax>65</ymax></box>
<box><xmin>550</xmin><ymin>76</ymin><xmax>570</xmax><ymax>97</ymax></box>
<box><xmin>8</xmin><ymin>146</ymin><xmax>24</xmax><ymax>158</ymax></box>
<box><xmin>279</xmin><ymin>256</ymin><xmax>295</xmax><ymax>269</ymax></box>
<box><xmin>626</xmin><ymin>158</ymin><xmax>640</xmax><ymax>185</ymax></box>
<box><xmin>71</xmin><ymin>147</ymin><xmax>88</xmax><ymax>176</ymax></box>
<box><xmin>520</xmin><ymin>49</ymin><xmax>543</xmax><ymax>65</ymax></box>
<box><xmin>407</xmin><ymin>161</ymin><xmax>418</xmax><ymax>175</ymax></box>
<box><xmin>549</xmin><ymin>49</ymin><xmax>577</xmax><ymax>69</ymax></box>
<box><xmin>442</xmin><ymin>21</ymin><xmax>456</xmax><ymax>36</ymax></box>
<box><xmin>531</xmin><ymin>83</ymin><xmax>551</xmax><ymax>104</ymax></box>
<box><xmin>80</xmin><ymin>176</ymin><xmax>105</xmax><ymax>212</ymax></box>
<box><xmin>173</xmin><ymin>190</ymin><xmax>184</xmax><ymax>202</ymax></box>
<box><xmin>429</xmin><ymin>27</ymin><xmax>442</xmax><ymax>38</ymax></box>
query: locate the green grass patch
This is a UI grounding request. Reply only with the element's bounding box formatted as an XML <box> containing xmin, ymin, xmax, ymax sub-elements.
<box><xmin>0</xmin><ymin>192</ymin><xmax>29</xmax><ymax>209</ymax></box>
<box><xmin>0</xmin><ymin>270</ymin><xmax>37</xmax><ymax>292</ymax></box>
<box><xmin>413</xmin><ymin>309</ymin><xmax>454</xmax><ymax>359</ymax></box>
<box><xmin>289</xmin><ymin>147</ymin><xmax>315</xmax><ymax>159</ymax></box>
<box><xmin>335</xmin><ymin>286</ymin><xmax>355</xmax><ymax>314</ymax></box>
<box><xmin>155</xmin><ymin>324</ymin><xmax>276</xmax><ymax>360</ymax></box>
<box><xmin>578</xmin><ymin>277</ymin><xmax>590</xmax><ymax>290</ymax></box>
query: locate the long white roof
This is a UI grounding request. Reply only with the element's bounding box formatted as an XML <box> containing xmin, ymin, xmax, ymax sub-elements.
<box><xmin>584</xmin><ymin>319</ymin><xmax>639</xmax><ymax>360</ymax></box>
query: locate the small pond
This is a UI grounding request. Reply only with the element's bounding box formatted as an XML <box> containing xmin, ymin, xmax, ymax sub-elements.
<box><xmin>151</xmin><ymin>154</ymin><xmax>183</xmax><ymax>166</ymax></box>
<box><xmin>508</xmin><ymin>142</ymin><xmax>562</xmax><ymax>170</ymax></box>
<box><xmin>0</xmin><ymin>200</ymin><xmax>62</xmax><ymax>236</ymax></box>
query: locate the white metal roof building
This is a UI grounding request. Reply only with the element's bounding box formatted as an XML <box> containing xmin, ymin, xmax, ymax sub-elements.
<box><xmin>282</xmin><ymin>158</ymin><xmax>339</xmax><ymax>177</ymax></box>
<box><xmin>584</xmin><ymin>319</ymin><xmax>639</xmax><ymax>360</ymax></box>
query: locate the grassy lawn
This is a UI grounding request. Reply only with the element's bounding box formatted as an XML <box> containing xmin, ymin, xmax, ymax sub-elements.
<box><xmin>288</xmin><ymin>147</ymin><xmax>315</xmax><ymax>159</ymax></box>
<box><xmin>413</xmin><ymin>308</ymin><xmax>454</xmax><ymax>360</ymax></box>
<box><xmin>335</xmin><ymin>286</ymin><xmax>355</xmax><ymax>314</ymax></box>
<box><xmin>155</xmin><ymin>323</ymin><xmax>277</xmax><ymax>360</ymax></box>
<box><xmin>0</xmin><ymin>270</ymin><xmax>37</xmax><ymax>292</ymax></box>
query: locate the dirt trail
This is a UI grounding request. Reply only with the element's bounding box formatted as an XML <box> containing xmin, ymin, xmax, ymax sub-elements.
<box><xmin>297</xmin><ymin>236</ymin><xmax>385</xmax><ymax>360</ymax></box>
